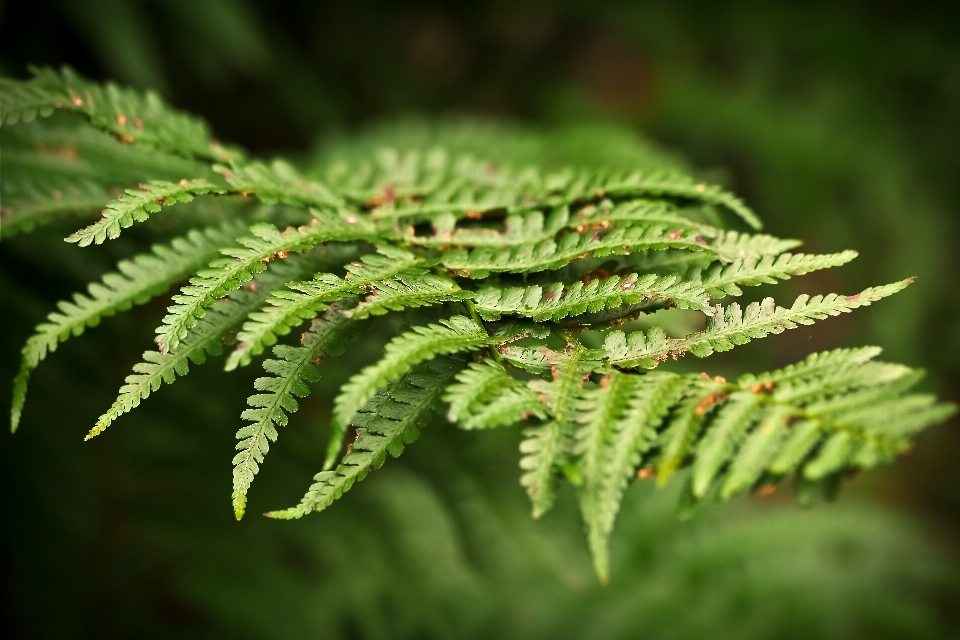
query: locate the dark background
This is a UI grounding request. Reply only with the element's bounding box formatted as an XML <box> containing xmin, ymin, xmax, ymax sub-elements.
<box><xmin>2</xmin><ymin>1</ymin><xmax>959</xmax><ymax>638</ymax></box>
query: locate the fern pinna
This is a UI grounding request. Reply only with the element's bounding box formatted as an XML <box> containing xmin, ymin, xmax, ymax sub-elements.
<box><xmin>3</xmin><ymin>67</ymin><xmax>954</xmax><ymax>583</ymax></box>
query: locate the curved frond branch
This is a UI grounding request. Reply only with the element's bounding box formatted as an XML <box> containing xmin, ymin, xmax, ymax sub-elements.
<box><xmin>692</xmin><ymin>250</ymin><xmax>859</xmax><ymax>299</ymax></box>
<box><xmin>575</xmin><ymin>371</ymin><xmax>686</xmax><ymax>582</ymax></box>
<box><xmin>442</xmin><ymin>226</ymin><xmax>715</xmax><ymax>278</ymax></box>
<box><xmin>327</xmin><ymin>315</ymin><xmax>497</xmax><ymax>468</ymax></box>
<box><xmin>86</xmin><ymin>253</ymin><xmax>328</xmax><ymax>439</ymax></box>
<box><xmin>221</xmin><ymin>160</ymin><xmax>342</xmax><ymax>210</ymax></box>
<box><xmin>443</xmin><ymin>359</ymin><xmax>546</xmax><ymax>430</ymax></box>
<box><xmin>226</xmin><ymin>245</ymin><xmax>424</xmax><ymax>371</ymax></box>
<box><xmin>233</xmin><ymin>303</ymin><xmax>363</xmax><ymax>520</ymax></box>
<box><xmin>520</xmin><ymin>342</ymin><xmax>587</xmax><ymax>517</ymax></box>
<box><xmin>267</xmin><ymin>356</ymin><xmax>465</xmax><ymax>520</ymax></box>
<box><xmin>0</xmin><ymin>66</ymin><xmax>239</xmax><ymax>162</ymax></box>
<box><xmin>65</xmin><ymin>179</ymin><xmax>226</xmax><ymax>246</ymax></box>
<box><xmin>10</xmin><ymin>224</ymin><xmax>243</xmax><ymax>432</ymax></box>
<box><xmin>349</xmin><ymin>273</ymin><xmax>473</xmax><ymax>319</ymax></box>
<box><xmin>474</xmin><ymin>273</ymin><xmax>710</xmax><ymax>323</ymax></box>
<box><xmin>595</xmin><ymin>280</ymin><xmax>913</xmax><ymax>369</ymax></box>
<box><xmin>155</xmin><ymin>214</ymin><xmax>374</xmax><ymax>354</ymax></box>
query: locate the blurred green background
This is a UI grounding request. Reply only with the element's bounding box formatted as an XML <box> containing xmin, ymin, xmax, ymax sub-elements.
<box><xmin>2</xmin><ymin>1</ymin><xmax>959</xmax><ymax>637</ymax></box>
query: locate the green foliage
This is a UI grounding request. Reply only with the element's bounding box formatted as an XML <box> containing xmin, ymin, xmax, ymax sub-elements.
<box><xmin>268</xmin><ymin>356</ymin><xmax>465</xmax><ymax>520</ymax></box>
<box><xmin>233</xmin><ymin>302</ymin><xmax>361</xmax><ymax>520</ymax></box>
<box><xmin>66</xmin><ymin>179</ymin><xmax>226</xmax><ymax>246</ymax></box>
<box><xmin>0</xmin><ymin>66</ymin><xmax>239</xmax><ymax>162</ymax></box>
<box><xmin>2</xmin><ymin>67</ymin><xmax>953</xmax><ymax>585</ymax></box>
<box><xmin>226</xmin><ymin>245</ymin><xmax>423</xmax><ymax>370</ymax></box>
<box><xmin>10</xmin><ymin>224</ymin><xmax>243</xmax><ymax>431</ymax></box>
<box><xmin>88</xmin><ymin>251</ymin><xmax>330</xmax><ymax>439</ymax></box>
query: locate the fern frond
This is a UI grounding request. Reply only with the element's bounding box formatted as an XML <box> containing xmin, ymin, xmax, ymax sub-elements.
<box><xmin>10</xmin><ymin>225</ymin><xmax>242</xmax><ymax>432</ymax></box>
<box><xmin>685</xmin><ymin>279</ymin><xmax>913</xmax><ymax>358</ymax></box>
<box><xmin>595</xmin><ymin>280</ymin><xmax>912</xmax><ymax>369</ymax></box>
<box><xmin>713</xmin><ymin>231</ymin><xmax>802</xmax><ymax>262</ymax></box>
<box><xmin>87</xmin><ymin>252</ymin><xmax>348</xmax><ymax>440</ymax></box>
<box><xmin>1</xmin><ymin>119</ymin><xmax>231</xmax><ymax>238</ymax></box>
<box><xmin>0</xmin><ymin>66</ymin><xmax>238</xmax><ymax>162</ymax></box>
<box><xmin>408</xmin><ymin>207</ymin><xmax>570</xmax><ymax>248</ymax></box>
<box><xmin>520</xmin><ymin>343</ymin><xmax>587</xmax><ymax>517</ymax></box>
<box><xmin>720</xmin><ymin>405</ymin><xmax>795</xmax><ymax>497</ymax></box>
<box><xmin>233</xmin><ymin>304</ymin><xmax>363</xmax><ymax>520</ymax></box>
<box><xmin>327</xmin><ymin>315</ymin><xmax>498</xmax><ymax>468</ymax></box>
<box><xmin>577</xmin><ymin>199</ymin><xmax>717</xmax><ymax>234</ymax></box>
<box><xmin>222</xmin><ymin>160</ymin><xmax>342</xmax><ymax>210</ymax></box>
<box><xmin>646</xmin><ymin>348</ymin><xmax>955</xmax><ymax>502</ymax></box>
<box><xmin>226</xmin><ymin>246</ymin><xmax>424</xmax><ymax>370</ymax></box>
<box><xmin>267</xmin><ymin>356</ymin><xmax>465</xmax><ymax>520</ymax></box>
<box><xmin>65</xmin><ymin>179</ymin><xmax>225</xmax><ymax>246</ymax></box>
<box><xmin>155</xmin><ymin>214</ymin><xmax>374</xmax><ymax>354</ymax></box>
<box><xmin>692</xmin><ymin>250</ymin><xmax>859</xmax><ymax>298</ymax></box>
<box><xmin>348</xmin><ymin>151</ymin><xmax>760</xmax><ymax>229</ymax></box>
<box><xmin>442</xmin><ymin>226</ymin><xmax>714</xmax><ymax>278</ymax></box>
<box><xmin>497</xmin><ymin>345</ymin><xmax>553</xmax><ymax>373</ymax></box>
<box><xmin>443</xmin><ymin>359</ymin><xmax>546</xmax><ymax>430</ymax></box>
<box><xmin>574</xmin><ymin>371</ymin><xmax>686</xmax><ymax>582</ymax></box>
<box><xmin>351</xmin><ymin>273</ymin><xmax>472</xmax><ymax>319</ymax></box>
<box><xmin>474</xmin><ymin>273</ymin><xmax>710</xmax><ymax>322</ymax></box>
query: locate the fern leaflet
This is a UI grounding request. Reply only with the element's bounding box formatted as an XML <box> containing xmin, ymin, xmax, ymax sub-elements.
<box><xmin>86</xmin><ymin>253</ymin><xmax>327</xmax><ymax>439</ymax></box>
<box><xmin>443</xmin><ymin>359</ymin><xmax>546</xmax><ymax>430</ymax></box>
<box><xmin>692</xmin><ymin>250</ymin><xmax>859</xmax><ymax>299</ymax></box>
<box><xmin>594</xmin><ymin>280</ymin><xmax>912</xmax><ymax>369</ymax></box>
<box><xmin>66</xmin><ymin>179</ymin><xmax>225</xmax><ymax>246</ymax></box>
<box><xmin>574</xmin><ymin>371</ymin><xmax>686</xmax><ymax>582</ymax></box>
<box><xmin>327</xmin><ymin>315</ymin><xmax>498</xmax><ymax>468</ymax></box>
<box><xmin>155</xmin><ymin>214</ymin><xmax>374</xmax><ymax>354</ymax></box>
<box><xmin>226</xmin><ymin>246</ymin><xmax>424</xmax><ymax>370</ymax></box>
<box><xmin>474</xmin><ymin>273</ymin><xmax>710</xmax><ymax>322</ymax></box>
<box><xmin>10</xmin><ymin>225</ymin><xmax>241</xmax><ymax>431</ymax></box>
<box><xmin>520</xmin><ymin>343</ymin><xmax>587</xmax><ymax>517</ymax></box>
<box><xmin>0</xmin><ymin>66</ymin><xmax>239</xmax><ymax>162</ymax></box>
<box><xmin>442</xmin><ymin>226</ymin><xmax>714</xmax><ymax>278</ymax></box>
<box><xmin>267</xmin><ymin>356</ymin><xmax>464</xmax><ymax>519</ymax></box>
<box><xmin>233</xmin><ymin>303</ymin><xmax>363</xmax><ymax>520</ymax></box>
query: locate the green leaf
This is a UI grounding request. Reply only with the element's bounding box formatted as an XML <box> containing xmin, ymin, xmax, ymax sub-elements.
<box><xmin>1</xmin><ymin>66</ymin><xmax>239</xmax><ymax>162</ymax></box>
<box><xmin>11</xmin><ymin>224</ymin><xmax>242</xmax><ymax>432</ymax></box>
<box><xmin>267</xmin><ymin>356</ymin><xmax>465</xmax><ymax>519</ymax></box>
<box><xmin>574</xmin><ymin>371</ymin><xmax>686</xmax><ymax>582</ymax></box>
<box><xmin>520</xmin><ymin>342</ymin><xmax>587</xmax><ymax>517</ymax></box>
<box><xmin>155</xmin><ymin>213</ymin><xmax>374</xmax><ymax>354</ymax></box>
<box><xmin>595</xmin><ymin>280</ymin><xmax>913</xmax><ymax>368</ymax></box>
<box><xmin>474</xmin><ymin>272</ymin><xmax>710</xmax><ymax>322</ymax></box>
<box><xmin>222</xmin><ymin>160</ymin><xmax>342</xmax><ymax>210</ymax></box>
<box><xmin>233</xmin><ymin>303</ymin><xmax>363</xmax><ymax>520</ymax></box>
<box><xmin>442</xmin><ymin>226</ymin><xmax>715</xmax><ymax>278</ymax></box>
<box><xmin>443</xmin><ymin>359</ymin><xmax>546</xmax><ymax>430</ymax></box>
<box><xmin>226</xmin><ymin>245</ymin><xmax>423</xmax><ymax>370</ymax></box>
<box><xmin>86</xmin><ymin>253</ymin><xmax>328</xmax><ymax>439</ymax></box>
<box><xmin>327</xmin><ymin>315</ymin><xmax>497</xmax><ymax>468</ymax></box>
<box><xmin>692</xmin><ymin>250</ymin><xmax>859</xmax><ymax>299</ymax></box>
<box><xmin>65</xmin><ymin>179</ymin><xmax>225</xmax><ymax>246</ymax></box>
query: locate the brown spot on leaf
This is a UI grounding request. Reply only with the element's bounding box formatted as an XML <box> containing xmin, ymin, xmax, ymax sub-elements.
<box><xmin>695</xmin><ymin>391</ymin><xmax>728</xmax><ymax>415</ymax></box>
<box><xmin>755</xmin><ymin>484</ymin><xmax>777</xmax><ymax>498</ymax></box>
